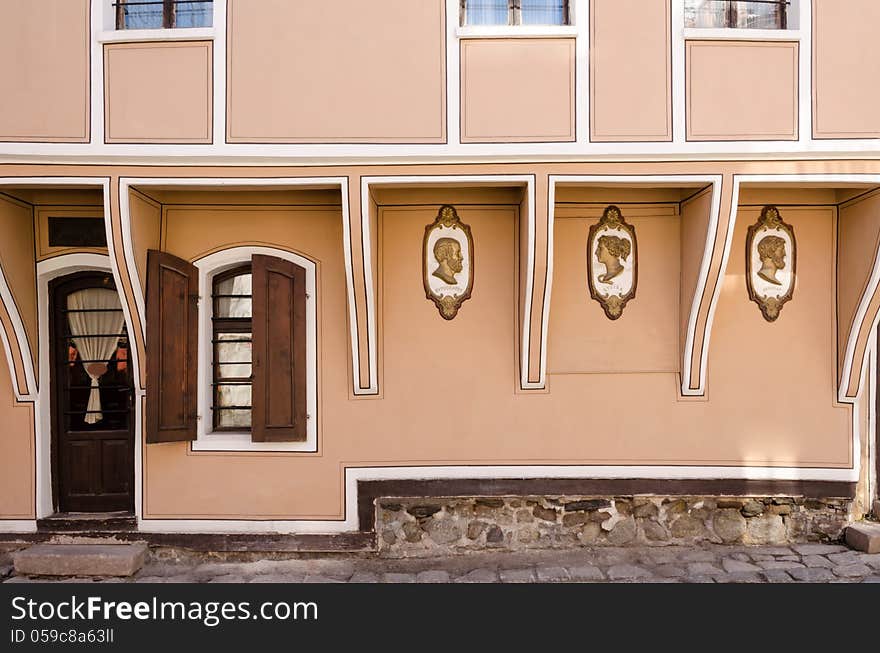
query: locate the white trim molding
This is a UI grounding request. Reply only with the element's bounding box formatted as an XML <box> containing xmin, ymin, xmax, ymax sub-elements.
<box><xmin>0</xmin><ymin>520</ymin><xmax>37</xmax><ymax>533</ymax></box>
<box><xmin>192</xmin><ymin>246</ymin><xmax>318</xmax><ymax>453</ymax></box>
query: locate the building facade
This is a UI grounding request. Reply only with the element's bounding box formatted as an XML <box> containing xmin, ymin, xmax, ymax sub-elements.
<box><xmin>0</xmin><ymin>0</ymin><xmax>878</xmax><ymax>551</ymax></box>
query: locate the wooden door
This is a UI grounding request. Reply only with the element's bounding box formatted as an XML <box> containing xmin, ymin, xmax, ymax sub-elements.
<box><xmin>50</xmin><ymin>272</ymin><xmax>134</xmax><ymax>513</ymax></box>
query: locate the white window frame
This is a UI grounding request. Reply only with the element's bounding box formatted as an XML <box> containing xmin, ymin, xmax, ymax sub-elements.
<box><xmin>682</xmin><ymin>0</ymin><xmax>801</xmax><ymax>39</ymax></box>
<box><xmin>458</xmin><ymin>0</ymin><xmax>577</xmax><ymax>38</ymax></box>
<box><xmin>98</xmin><ymin>0</ymin><xmax>217</xmax><ymax>43</ymax></box>
<box><xmin>192</xmin><ymin>246</ymin><xmax>318</xmax><ymax>453</ymax></box>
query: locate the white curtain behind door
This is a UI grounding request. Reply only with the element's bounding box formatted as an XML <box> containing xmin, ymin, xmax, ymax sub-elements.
<box><xmin>66</xmin><ymin>288</ymin><xmax>125</xmax><ymax>425</ymax></box>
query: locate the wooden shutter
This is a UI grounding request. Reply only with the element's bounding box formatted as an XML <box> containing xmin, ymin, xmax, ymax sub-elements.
<box><xmin>145</xmin><ymin>250</ymin><xmax>198</xmax><ymax>443</ymax></box>
<box><xmin>251</xmin><ymin>254</ymin><xmax>307</xmax><ymax>442</ymax></box>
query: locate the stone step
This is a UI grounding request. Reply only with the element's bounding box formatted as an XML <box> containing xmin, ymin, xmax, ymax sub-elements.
<box><xmin>845</xmin><ymin>522</ymin><xmax>880</xmax><ymax>554</ymax></box>
<box><xmin>13</xmin><ymin>543</ymin><xmax>148</xmax><ymax>577</ymax></box>
<box><xmin>37</xmin><ymin>512</ymin><xmax>136</xmax><ymax>534</ymax></box>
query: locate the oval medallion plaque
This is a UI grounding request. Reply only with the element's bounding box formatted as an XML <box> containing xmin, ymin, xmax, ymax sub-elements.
<box><xmin>423</xmin><ymin>205</ymin><xmax>474</xmax><ymax>320</ymax></box>
<box><xmin>587</xmin><ymin>205</ymin><xmax>638</xmax><ymax>320</ymax></box>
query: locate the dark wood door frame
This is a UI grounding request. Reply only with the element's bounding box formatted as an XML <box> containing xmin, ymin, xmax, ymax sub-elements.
<box><xmin>49</xmin><ymin>271</ymin><xmax>134</xmax><ymax>514</ymax></box>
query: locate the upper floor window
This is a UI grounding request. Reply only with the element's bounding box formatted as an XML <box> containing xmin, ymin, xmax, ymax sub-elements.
<box><xmin>684</xmin><ymin>1</ymin><xmax>788</xmax><ymax>29</ymax></box>
<box><xmin>461</xmin><ymin>1</ymin><xmax>571</xmax><ymax>27</ymax></box>
<box><xmin>115</xmin><ymin>0</ymin><xmax>213</xmax><ymax>30</ymax></box>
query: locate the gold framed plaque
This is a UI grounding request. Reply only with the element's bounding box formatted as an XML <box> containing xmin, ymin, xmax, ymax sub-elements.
<box><xmin>746</xmin><ymin>205</ymin><xmax>796</xmax><ymax>322</ymax></box>
<box><xmin>587</xmin><ymin>205</ymin><xmax>638</xmax><ymax>320</ymax></box>
<box><xmin>423</xmin><ymin>205</ymin><xmax>474</xmax><ymax>320</ymax></box>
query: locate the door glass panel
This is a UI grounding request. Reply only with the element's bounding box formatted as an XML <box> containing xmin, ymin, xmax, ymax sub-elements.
<box><xmin>64</xmin><ymin>288</ymin><xmax>130</xmax><ymax>431</ymax></box>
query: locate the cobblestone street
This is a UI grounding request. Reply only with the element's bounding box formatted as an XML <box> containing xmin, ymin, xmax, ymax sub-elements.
<box><xmin>3</xmin><ymin>543</ymin><xmax>880</xmax><ymax>583</ymax></box>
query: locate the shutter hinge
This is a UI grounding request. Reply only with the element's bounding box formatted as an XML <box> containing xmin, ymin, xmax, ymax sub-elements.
<box><xmin>305</xmin><ymin>292</ymin><xmax>311</xmax><ymax>299</ymax></box>
<box><xmin>306</xmin><ymin>413</ymin><xmax>311</xmax><ymax>420</ymax></box>
<box><xmin>189</xmin><ymin>293</ymin><xmax>201</xmax><ymax>304</ymax></box>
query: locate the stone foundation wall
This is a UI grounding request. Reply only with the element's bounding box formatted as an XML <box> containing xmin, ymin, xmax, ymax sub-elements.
<box><xmin>376</xmin><ymin>495</ymin><xmax>853</xmax><ymax>557</ymax></box>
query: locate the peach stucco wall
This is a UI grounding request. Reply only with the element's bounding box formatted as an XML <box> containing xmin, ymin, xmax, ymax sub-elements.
<box><xmin>0</xmin><ymin>162</ymin><xmax>873</xmax><ymax>523</ymax></box>
<box><xmin>104</xmin><ymin>42</ymin><xmax>213</xmax><ymax>144</ymax></box>
<box><xmin>590</xmin><ymin>0</ymin><xmax>671</xmax><ymax>142</ymax></box>
<box><xmin>813</xmin><ymin>0</ymin><xmax>880</xmax><ymax>139</ymax></box>
<box><xmin>0</xmin><ymin>195</ymin><xmax>37</xmax><ymax>377</ymax></box>
<box><xmin>461</xmin><ymin>39</ymin><xmax>575</xmax><ymax>143</ymax></box>
<box><xmin>709</xmin><ymin>205</ymin><xmax>847</xmax><ymax>460</ymax></box>
<box><xmin>226</xmin><ymin>0</ymin><xmax>445</xmax><ymax>143</ymax></box>
<box><xmin>686</xmin><ymin>40</ymin><xmax>798</xmax><ymax>141</ymax></box>
<box><xmin>0</xmin><ymin>0</ymin><xmax>89</xmax><ymax>142</ymax></box>
<box><xmin>0</xmin><ymin>349</ymin><xmax>35</xmax><ymax>519</ymax></box>
<box><xmin>131</xmin><ymin>184</ymin><xmax>853</xmax><ymax>520</ymax></box>
<box><xmin>550</xmin><ymin>204</ymin><xmax>679</xmax><ymax>373</ymax></box>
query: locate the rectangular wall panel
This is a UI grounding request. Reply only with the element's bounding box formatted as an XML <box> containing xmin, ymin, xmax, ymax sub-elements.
<box><xmin>226</xmin><ymin>0</ymin><xmax>445</xmax><ymax>143</ymax></box>
<box><xmin>461</xmin><ymin>39</ymin><xmax>575</xmax><ymax>143</ymax></box>
<box><xmin>813</xmin><ymin>0</ymin><xmax>880</xmax><ymax>138</ymax></box>
<box><xmin>590</xmin><ymin>0</ymin><xmax>671</xmax><ymax>142</ymax></box>
<box><xmin>686</xmin><ymin>40</ymin><xmax>798</xmax><ymax>141</ymax></box>
<box><xmin>0</xmin><ymin>0</ymin><xmax>89</xmax><ymax>142</ymax></box>
<box><xmin>104</xmin><ymin>42</ymin><xmax>213</xmax><ymax>144</ymax></box>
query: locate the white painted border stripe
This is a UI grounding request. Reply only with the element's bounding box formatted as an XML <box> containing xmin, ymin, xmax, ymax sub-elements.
<box><xmin>0</xmin><ymin>520</ymin><xmax>36</xmax><ymax>533</ymax></box>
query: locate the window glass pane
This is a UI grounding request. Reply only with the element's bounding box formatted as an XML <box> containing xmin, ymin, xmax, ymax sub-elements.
<box><xmin>215</xmin><ymin>333</ymin><xmax>252</xmax><ymax>379</ymax></box>
<box><xmin>465</xmin><ymin>0</ymin><xmax>509</xmax><ymax>25</ymax></box>
<box><xmin>732</xmin><ymin>1</ymin><xmax>785</xmax><ymax>28</ymax></box>
<box><xmin>120</xmin><ymin>1</ymin><xmax>165</xmax><ymax>29</ymax></box>
<box><xmin>684</xmin><ymin>0</ymin><xmax>787</xmax><ymax>28</ymax></box>
<box><xmin>521</xmin><ymin>0</ymin><xmax>567</xmax><ymax>25</ymax></box>
<box><xmin>175</xmin><ymin>1</ymin><xmax>213</xmax><ymax>28</ymax></box>
<box><xmin>214</xmin><ymin>272</ymin><xmax>252</xmax><ymax>318</ymax></box>
<box><xmin>684</xmin><ymin>0</ymin><xmax>726</xmax><ymax>28</ymax></box>
<box><xmin>216</xmin><ymin>383</ymin><xmax>251</xmax><ymax>408</ymax></box>
<box><xmin>216</xmin><ymin>408</ymin><xmax>252</xmax><ymax>429</ymax></box>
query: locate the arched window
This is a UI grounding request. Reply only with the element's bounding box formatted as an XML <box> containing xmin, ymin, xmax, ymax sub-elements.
<box><xmin>145</xmin><ymin>247</ymin><xmax>315</xmax><ymax>451</ymax></box>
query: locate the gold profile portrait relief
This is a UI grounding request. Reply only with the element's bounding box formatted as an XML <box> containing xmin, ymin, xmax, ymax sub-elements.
<box><xmin>423</xmin><ymin>205</ymin><xmax>474</xmax><ymax>320</ymax></box>
<box><xmin>746</xmin><ymin>205</ymin><xmax>796</xmax><ymax>322</ymax></box>
<box><xmin>587</xmin><ymin>205</ymin><xmax>638</xmax><ymax>320</ymax></box>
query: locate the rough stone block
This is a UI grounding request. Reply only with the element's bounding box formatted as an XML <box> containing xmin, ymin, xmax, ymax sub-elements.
<box><xmin>846</xmin><ymin>523</ymin><xmax>880</xmax><ymax>554</ymax></box>
<box><xmin>14</xmin><ymin>544</ymin><xmax>147</xmax><ymax>577</ymax></box>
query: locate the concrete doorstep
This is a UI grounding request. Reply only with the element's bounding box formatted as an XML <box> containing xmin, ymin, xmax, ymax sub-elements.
<box><xmin>13</xmin><ymin>544</ymin><xmax>148</xmax><ymax>577</ymax></box>
<box><xmin>845</xmin><ymin>523</ymin><xmax>880</xmax><ymax>554</ymax></box>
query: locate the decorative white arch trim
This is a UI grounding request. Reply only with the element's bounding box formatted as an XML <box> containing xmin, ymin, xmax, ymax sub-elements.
<box><xmin>360</xmin><ymin>175</ymin><xmax>538</xmax><ymax>390</ymax></box>
<box><xmin>549</xmin><ymin>174</ymin><xmax>724</xmax><ymax>397</ymax></box>
<box><xmin>35</xmin><ymin>253</ymin><xmax>121</xmax><ymax>519</ymax></box>
<box><xmin>731</xmin><ymin>173</ymin><xmax>880</xmax><ymax>404</ymax></box>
